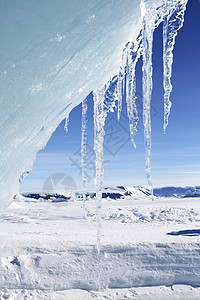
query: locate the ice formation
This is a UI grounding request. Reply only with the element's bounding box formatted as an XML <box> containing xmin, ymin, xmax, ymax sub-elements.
<box><xmin>163</xmin><ymin>0</ymin><xmax>187</xmax><ymax>132</ymax></box>
<box><xmin>93</xmin><ymin>80</ymin><xmax>117</xmax><ymax>250</ymax></box>
<box><xmin>81</xmin><ymin>98</ymin><xmax>87</xmax><ymax>212</ymax></box>
<box><xmin>92</xmin><ymin>0</ymin><xmax>188</xmax><ymax>248</ymax></box>
<box><xmin>93</xmin><ymin>87</ymin><xmax>106</xmax><ymax>252</ymax></box>
<box><xmin>0</xmin><ymin>0</ymin><xmax>141</xmax><ymax>210</ymax></box>
<box><xmin>125</xmin><ymin>40</ymin><xmax>141</xmax><ymax>149</ymax></box>
<box><xmin>0</xmin><ymin>0</ymin><xmax>188</xmax><ymax>239</ymax></box>
<box><xmin>141</xmin><ymin>0</ymin><xmax>154</xmax><ymax>196</ymax></box>
<box><xmin>92</xmin><ymin>0</ymin><xmax>188</xmax><ymax>207</ymax></box>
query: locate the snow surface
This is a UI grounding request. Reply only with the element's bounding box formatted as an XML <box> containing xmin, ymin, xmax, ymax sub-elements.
<box><xmin>1</xmin><ymin>187</ymin><xmax>200</xmax><ymax>298</ymax></box>
<box><xmin>1</xmin><ymin>285</ymin><xmax>200</xmax><ymax>300</ymax></box>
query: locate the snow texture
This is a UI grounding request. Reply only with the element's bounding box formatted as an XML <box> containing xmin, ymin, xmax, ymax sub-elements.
<box><xmin>0</xmin><ymin>285</ymin><xmax>200</xmax><ymax>299</ymax></box>
<box><xmin>1</xmin><ymin>189</ymin><xmax>200</xmax><ymax>296</ymax></box>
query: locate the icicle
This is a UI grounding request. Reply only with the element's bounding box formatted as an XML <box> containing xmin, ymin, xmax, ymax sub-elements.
<box><xmin>163</xmin><ymin>0</ymin><xmax>187</xmax><ymax>133</ymax></box>
<box><xmin>64</xmin><ymin>114</ymin><xmax>69</xmax><ymax>134</ymax></box>
<box><xmin>93</xmin><ymin>83</ymin><xmax>110</xmax><ymax>252</ymax></box>
<box><xmin>81</xmin><ymin>97</ymin><xmax>87</xmax><ymax>212</ymax></box>
<box><xmin>116</xmin><ymin>50</ymin><xmax>126</xmax><ymax>121</ymax></box>
<box><xmin>125</xmin><ymin>34</ymin><xmax>142</xmax><ymax>148</ymax></box>
<box><xmin>117</xmin><ymin>68</ymin><xmax>123</xmax><ymax>121</ymax></box>
<box><xmin>93</xmin><ymin>87</ymin><xmax>105</xmax><ymax>252</ymax></box>
<box><xmin>141</xmin><ymin>0</ymin><xmax>153</xmax><ymax>197</ymax></box>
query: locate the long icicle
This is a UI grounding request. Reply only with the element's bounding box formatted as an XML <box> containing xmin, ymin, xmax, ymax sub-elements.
<box><xmin>116</xmin><ymin>50</ymin><xmax>126</xmax><ymax>121</ymax></box>
<box><xmin>141</xmin><ymin>0</ymin><xmax>153</xmax><ymax>197</ymax></box>
<box><xmin>81</xmin><ymin>97</ymin><xmax>87</xmax><ymax>213</ymax></box>
<box><xmin>163</xmin><ymin>0</ymin><xmax>187</xmax><ymax>133</ymax></box>
<box><xmin>93</xmin><ymin>85</ymin><xmax>107</xmax><ymax>252</ymax></box>
<box><xmin>125</xmin><ymin>35</ymin><xmax>142</xmax><ymax>148</ymax></box>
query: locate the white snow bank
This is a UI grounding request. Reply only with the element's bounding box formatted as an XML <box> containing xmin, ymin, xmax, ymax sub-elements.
<box><xmin>1</xmin><ymin>285</ymin><xmax>200</xmax><ymax>300</ymax></box>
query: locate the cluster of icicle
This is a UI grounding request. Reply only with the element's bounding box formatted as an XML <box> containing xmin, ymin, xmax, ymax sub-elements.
<box><xmin>77</xmin><ymin>0</ymin><xmax>188</xmax><ymax>251</ymax></box>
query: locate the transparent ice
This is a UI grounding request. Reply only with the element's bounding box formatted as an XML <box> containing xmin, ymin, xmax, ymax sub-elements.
<box><xmin>124</xmin><ymin>37</ymin><xmax>141</xmax><ymax>148</ymax></box>
<box><xmin>81</xmin><ymin>97</ymin><xmax>87</xmax><ymax>212</ymax></box>
<box><xmin>93</xmin><ymin>80</ymin><xmax>117</xmax><ymax>251</ymax></box>
<box><xmin>163</xmin><ymin>0</ymin><xmax>187</xmax><ymax>132</ymax></box>
<box><xmin>141</xmin><ymin>0</ymin><xmax>154</xmax><ymax>196</ymax></box>
<box><xmin>92</xmin><ymin>0</ymin><xmax>188</xmax><ymax>248</ymax></box>
<box><xmin>93</xmin><ymin>87</ymin><xmax>106</xmax><ymax>252</ymax></box>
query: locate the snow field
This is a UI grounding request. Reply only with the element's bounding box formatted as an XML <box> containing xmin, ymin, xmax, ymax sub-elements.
<box><xmin>0</xmin><ymin>188</ymin><xmax>200</xmax><ymax>298</ymax></box>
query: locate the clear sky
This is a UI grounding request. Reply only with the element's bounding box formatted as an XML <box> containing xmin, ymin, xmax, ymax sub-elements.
<box><xmin>20</xmin><ymin>0</ymin><xmax>200</xmax><ymax>193</ymax></box>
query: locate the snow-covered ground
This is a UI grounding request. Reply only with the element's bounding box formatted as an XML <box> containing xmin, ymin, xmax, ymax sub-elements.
<box><xmin>1</xmin><ymin>186</ymin><xmax>200</xmax><ymax>299</ymax></box>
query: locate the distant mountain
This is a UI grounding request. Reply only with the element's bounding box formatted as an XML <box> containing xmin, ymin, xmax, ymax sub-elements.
<box><xmin>153</xmin><ymin>186</ymin><xmax>200</xmax><ymax>198</ymax></box>
<box><xmin>19</xmin><ymin>185</ymin><xmax>200</xmax><ymax>203</ymax></box>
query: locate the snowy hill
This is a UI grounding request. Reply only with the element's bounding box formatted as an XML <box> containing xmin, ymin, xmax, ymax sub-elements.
<box><xmin>21</xmin><ymin>186</ymin><xmax>150</xmax><ymax>203</ymax></box>
<box><xmin>154</xmin><ymin>186</ymin><xmax>200</xmax><ymax>198</ymax></box>
<box><xmin>21</xmin><ymin>185</ymin><xmax>200</xmax><ymax>204</ymax></box>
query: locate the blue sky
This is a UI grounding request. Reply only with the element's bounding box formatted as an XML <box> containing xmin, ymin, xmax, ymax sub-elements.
<box><xmin>20</xmin><ymin>0</ymin><xmax>200</xmax><ymax>192</ymax></box>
